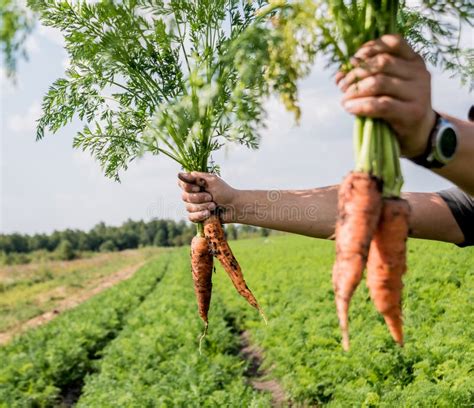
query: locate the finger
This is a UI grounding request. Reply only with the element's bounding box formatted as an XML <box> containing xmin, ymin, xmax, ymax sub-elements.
<box><xmin>186</xmin><ymin>202</ymin><xmax>216</xmax><ymax>213</ymax></box>
<box><xmin>342</xmin><ymin>74</ymin><xmax>413</xmax><ymax>102</ymax></box>
<box><xmin>340</xmin><ymin>55</ymin><xmax>415</xmax><ymax>90</ymax></box>
<box><xmin>189</xmin><ymin>210</ymin><xmax>211</xmax><ymax>223</ymax></box>
<box><xmin>177</xmin><ymin>179</ymin><xmax>201</xmax><ymax>193</ymax></box>
<box><xmin>355</xmin><ymin>34</ymin><xmax>418</xmax><ymax>61</ymax></box>
<box><xmin>177</xmin><ymin>172</ymin><xmax>198</xmax><ymax>185</ymax></box>
<box><xmin>342</xmin><ymin>96</ymin><xmax>415</xmax><ymax>121</ymax></box>
<box><xmin>335</xmin><ymin>71</ymin><xmax>345</xmax><ymax>85</ymax></box>
<box><xmin>181</xmin><ymin>191</ymin><xmax>213</xmax><ymax>204</ymax></box>
<box><xmin>190</xmin><ymin>171</ymin><xmax>214</xmax><ymax>188</ymax></box>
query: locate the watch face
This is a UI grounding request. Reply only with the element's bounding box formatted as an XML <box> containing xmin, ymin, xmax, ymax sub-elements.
<box><xmin>436</xmin><ymin>125</ymin><xmax>457</xmax><ymax>162</ymax></box>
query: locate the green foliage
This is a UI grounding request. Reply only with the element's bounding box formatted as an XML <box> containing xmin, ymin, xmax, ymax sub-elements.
<box><xmin>0</xmin><ymin>254</ymin><xmax>172</xmax><ymax>406</ymax></box>
<box><xmin>0</xmin><ymin>219</ymin><xmax>269</xmax><ymax>264</ymax></box>
<box><xmin>76</xmin><ymin>249</ymin><xmax>270</xmax><ymax>407</ymax></box>
<box><xmin>243</xmin><ymin>0</ymin><xmax>473</xmax><ymax>120</ymax></box>
<box><xmin>0</xmin><ymin>219</ymin><xmax>195</xmax><ymax>262</ymax></box>
<box><xmin>54</xmin><ymin>238</ymin><xmax>75</xmax><ymax>260</ymax></box>
<box><xmin>217</xmin><ymin>235</ymin><xmax>474</xmax><ymax>406</ymax></box>
<box><xmin>0</xmin><ymin>0</ymin><xmax>35</xmax><ymax>76</ymax></box>
<box><xmin>0</xmin><ymin>250</ymin><xmax>270</xmax><ymax>407</ymax></box>
<box><xmin>31</xmin><ymin>0</ymin><xmax>272</xmax><ymax>179</ymax></box>
<box><xmin>0</xmin><ymin>236</ymin><xmax>472</xmax><ymax>405</ymax></box>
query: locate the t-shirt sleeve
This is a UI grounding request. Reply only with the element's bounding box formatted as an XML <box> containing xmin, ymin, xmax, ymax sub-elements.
<box><xmin>438</xmin><ymin>188</ymin><xmax>474</xmax><ymax>247</ymax></box>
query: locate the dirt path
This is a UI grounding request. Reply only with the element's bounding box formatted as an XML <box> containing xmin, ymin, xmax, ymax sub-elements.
<box><xmin>240</xmin><ymin>330</ymin><xmax>289</xmax><ymax>407</ymax></box>
<box><xmin>0</xmin><ymin>261</ymin><xmax>145</xmax><ymax>346</ymax></box>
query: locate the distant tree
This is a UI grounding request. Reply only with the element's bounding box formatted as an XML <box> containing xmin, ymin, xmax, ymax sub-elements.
<box><xmin>55</xmin><ymin>239</ymin><xmax>75</xmax><ymax>261</ymax></box>
<box><xmin>153</xmin><ymin>229</ymin><xmax>167</xmax><ymax>247</ymax></box>
<box><xmin>99</xmin><ymin>240</ymin><xmax>117</xmax><ymax>253</ymax></box>
<box><xmin>226</xmin><ymin>224</ymin><xmax>238</xmax><ymax>240</ymax></box>
<box><xmin>260</xmin><ymin>228</ymin><xmax>270</xmax><ymax>238</ymax></box>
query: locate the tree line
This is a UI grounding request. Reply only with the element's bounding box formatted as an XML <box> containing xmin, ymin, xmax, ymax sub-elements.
<box><xmin>0</xmin><ymin>219</ymin><xmax>270</xmax><ymax>264</ymax></box>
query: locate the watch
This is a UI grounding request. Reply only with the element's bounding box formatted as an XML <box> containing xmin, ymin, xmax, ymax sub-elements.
<box><xmin>411</xmin><ymin>112</ymin><xmax>458</xmax><ymax>169</ymax></box>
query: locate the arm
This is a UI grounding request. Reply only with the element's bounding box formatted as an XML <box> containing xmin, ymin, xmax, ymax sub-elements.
<box><xmin>337</xmin><ymin>35</ymin><xmax>474</xmax><ymax>194</ymax></box>
<box><xmin>178</xmin><ymin>172</ymin><xmax>465</xmax><ymax>244</ymax></box>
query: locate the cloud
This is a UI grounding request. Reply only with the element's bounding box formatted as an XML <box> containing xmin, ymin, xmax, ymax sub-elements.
<box><xmin>7</xmin><ymin>102</ymin><xmax>42</xmax><ymax>133</ymax></box>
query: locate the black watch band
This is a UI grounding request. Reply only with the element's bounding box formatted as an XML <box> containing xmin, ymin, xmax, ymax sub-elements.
<box><xmin>410</xmin><ymin>112</ymin><xmax>445</xmax><ymax>169</ymax></box>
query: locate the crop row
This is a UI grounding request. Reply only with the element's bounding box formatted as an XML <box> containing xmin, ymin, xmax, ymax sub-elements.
<box><xmin>218</xmin><ymin>236</ymin><xmax>474</xmax><ymax>406</ymax></box>
<box><xmin>75</xmin><ymin>248</ymin><xmax>270</xmax><ymax>407</ymax></box>
<box><xmin>0</xmin><ymin>252</ymin><xmax>171</xmax><ymax>407</ymax></box>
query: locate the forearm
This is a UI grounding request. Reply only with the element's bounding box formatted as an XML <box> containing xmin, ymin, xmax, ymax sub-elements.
<box><xmin>221</xmin><ymin>187</ymin><xmax>464</xmax><ymax>244</ymax></box>
<box><xmin>434</xmin><ymin>115</ymin><xmax>474</xmax><ymax>195</ymax></box>
<box><xmin>222</xmin><ymin>186</ymin><xmax>338</xmax><ymax>239</ymax></box>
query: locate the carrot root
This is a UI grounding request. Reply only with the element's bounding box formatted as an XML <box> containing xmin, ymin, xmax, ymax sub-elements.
<box><xmin>332</xmin><ymin>172</ymin><xmax>382</xmax><ymax>350</ymax></box>
<box><xmin>191</xmin><ymin>235</ymin><xmax>213</xmax><ymax>326</ymax></box>
<box><xmin>204</xmin><ymin>214</ymin><xmax>265</xmax><ymax>320</ymax></box>
<box><xmin>367</xmin><ymin>198</ymin><xmax>410</xmax><ymax>346</ymax></box>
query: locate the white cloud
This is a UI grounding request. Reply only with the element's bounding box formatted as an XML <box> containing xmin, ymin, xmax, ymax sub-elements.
<box><xmin>7</xmin><ymin>102</ymin><xmax>42</xmax><ymax>133</ymax></box>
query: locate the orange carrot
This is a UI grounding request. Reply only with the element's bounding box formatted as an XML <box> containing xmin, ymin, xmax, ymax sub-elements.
<box><xmin>204</xmin><ymin>214</ymin><xmax>265</xmax><ymax>321</ymax></box>
<box><xmin>366</xmin><ymin>198</ymin><xmax>410</xmax><ymax>346</ymax></box>
<box><xmin>190</xmin><ymin>235</ymin><xmax>213</xmax><ymax>327</ymax></box>
<box><xmin>333</xmin><ymin>171</ymin><xmax>382</xmax><ymax>350</ymax></box>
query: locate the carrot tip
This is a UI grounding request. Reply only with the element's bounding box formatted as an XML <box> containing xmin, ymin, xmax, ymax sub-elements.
<box><xmin>198</xmin><ymin>322</ymin><xmax>209</xmax><ymax>355</ymax></box>
<box><xmin>341</xmin><ymin>332</ymin><xmax>350</xmax><ymax>352</ymax></box>
<box><xmin>259</xmin><ymin>308</ymin><xmax>268</xmax><ymax>325</ymax></box>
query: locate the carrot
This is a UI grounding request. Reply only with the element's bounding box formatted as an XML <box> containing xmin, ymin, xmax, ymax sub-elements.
<box><xmin>203</xmin><ymin>214</ymin><xmax>266</xmax><ymax>321</ymax></box>
<box><xmin>333</xmin><ymin>171</ymin><xmax>382</xmax><ymax>351</ymax></box>
<box><xmin>190</xmin><ymin>235</ymin><xmax>213</xmax><ymax>352</ymax></box>
<box><xmin>191</xmin><ymin>235</ymin><xmax>214</xmax><ymax>327</ymax></box>
<box><xmin>366</xmin><ymin>198</ymin><xmax>410</xmax><ymax>346</ymax></box>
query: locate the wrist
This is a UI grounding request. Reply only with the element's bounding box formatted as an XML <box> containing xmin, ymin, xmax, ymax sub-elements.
<box><xmin>404</xmin><ymin>109</ymin><xmax>437</xmax><ymax>159</ymax></box>
<box><xmin>219</xmin><ymin>188</ymin><xmax>242</xmax><ymax>224</ymax></box>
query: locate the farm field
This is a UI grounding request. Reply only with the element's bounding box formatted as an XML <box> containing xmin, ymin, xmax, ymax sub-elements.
<box><xmin>1</xmin><ymin>234</ymin><xmax>473</xmax><ymax>407</ymax></box>
<box><xmin>0</xmin><ymin>247</ymin><xmax>162</xmax><ymax>338</ymax></box>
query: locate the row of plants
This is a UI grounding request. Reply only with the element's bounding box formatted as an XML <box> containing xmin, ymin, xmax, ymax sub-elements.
<box><xmin>216</xmin><ymin>235</ymin><xmax>474</xmax><ymax>406</ymax></box>
<box><xmin>76</xmin><ymin>247</ymin><xmax>270</xmax><ymax>407</ymax></box>
<box><xmin>0</xmin><ymin>253</ymin><xmax>172</xmax><ymax>407</ymax></box>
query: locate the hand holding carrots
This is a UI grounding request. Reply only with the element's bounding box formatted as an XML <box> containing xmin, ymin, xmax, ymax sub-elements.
<box><xmin>178</xmin><ymin>172</ymin><xmax>238</xmax><ymax>223</ymax></box>
<box><xmin>337</xmin><ymin>35</ymin><xmax>436</xmax><ymax>159</ymax></box>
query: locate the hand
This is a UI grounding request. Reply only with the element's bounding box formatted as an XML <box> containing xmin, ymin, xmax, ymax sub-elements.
<box><xmin>336</xmin><ymin>35</ymin><xmax>436</xmax><ymax>158</ymax></box>
<box><xmin>177</xmin><ymin>172</ymin><xmax>238</xmax><ymax>223</ymax></box>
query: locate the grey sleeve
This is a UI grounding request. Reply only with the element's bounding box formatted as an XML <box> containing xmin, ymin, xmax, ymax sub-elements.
<box><xmin>438</xmin><ymin>188</ymin><xmax>474</xmax><ymax>247</ymax></box>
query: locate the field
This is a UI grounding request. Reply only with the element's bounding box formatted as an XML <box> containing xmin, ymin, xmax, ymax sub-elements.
<box><xmin>0</xmin><ymin>247</ymin><xmax>162</xmax><ymax>341</ymax></box>
<box><xmin>1</xmin><ymin>235</ymin><xmax>473</xmax><ymax>407</ymax></box>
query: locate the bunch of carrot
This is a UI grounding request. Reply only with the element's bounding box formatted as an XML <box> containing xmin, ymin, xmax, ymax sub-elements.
<box><xmin>190</xmin><ymin>212</ymin><xmax>265</xmax><ymax>348</ymax></box>
<box><xmin>254</xmin><ymin>0</ymin><xmax>416</xmax><ymax>349</ymax></box>
<box><xmin>333</xmin><ymin>118</ymin><xmax>409</xmax><ymax>350</ymax></box>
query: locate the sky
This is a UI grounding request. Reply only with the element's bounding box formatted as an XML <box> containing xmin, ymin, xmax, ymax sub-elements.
<box><xmin>0</xmin><ymin>18</ymin><xmax>472</xmax><ymax>235</ymax></box>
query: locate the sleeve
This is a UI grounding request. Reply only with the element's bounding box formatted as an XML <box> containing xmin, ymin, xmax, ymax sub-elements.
<box><xmin>438</xmin><ymin>188</ymin><xmax>474</xmax><ymax>247</ymax></box>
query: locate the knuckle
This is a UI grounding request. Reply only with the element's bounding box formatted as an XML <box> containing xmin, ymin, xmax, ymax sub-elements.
<box><xmin>377</xmin><ymin>54</ymin><xmax>390</xmax><ymax>70</ymax></box>
<box><xmin>378</xmin><ymin>97</ymin><xmax>392</xmax><ymax>114</ymax></box>
<box><xmin>181</xmin><ymin>192</ymin><xmax>188</xmax><ymax>202</ymax></box>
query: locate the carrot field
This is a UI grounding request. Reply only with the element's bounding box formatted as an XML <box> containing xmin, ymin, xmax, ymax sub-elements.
<box><xmin>1</xmin><ymin>235</ymin><xmax>473</xmax><ymax>407</ymax></box>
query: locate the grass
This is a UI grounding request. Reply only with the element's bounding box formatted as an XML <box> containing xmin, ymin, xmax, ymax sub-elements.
<box><xmin>0</xmin><ymin>247</ymin><xmax>162</xmax><ymax>333</ymax></box>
